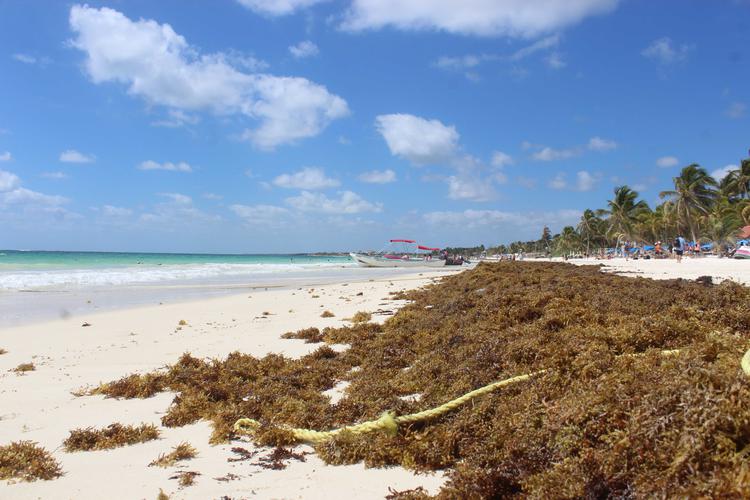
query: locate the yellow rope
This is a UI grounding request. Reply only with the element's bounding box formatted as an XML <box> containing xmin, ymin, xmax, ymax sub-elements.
<box><xmin>233</xmin><ymin>347</ymin><xmax>745</xmax><ymax>444</ymax></box>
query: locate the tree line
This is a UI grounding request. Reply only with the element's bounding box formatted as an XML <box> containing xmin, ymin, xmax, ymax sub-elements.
<box><xmin>487</xmin><ymin>158</ymin><xmax>750</xmax><ymax>257</ymax></box>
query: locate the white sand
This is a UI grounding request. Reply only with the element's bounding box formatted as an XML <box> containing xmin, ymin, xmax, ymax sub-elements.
<box><xmin>567</xmin><ymin>255</ymin><xmax>750</xmax><ymax>285</ymax></box>
<box><xmin>0</xmin><ymin>269</ymin><xmax>463</xmax><ymax>499</ymax></box>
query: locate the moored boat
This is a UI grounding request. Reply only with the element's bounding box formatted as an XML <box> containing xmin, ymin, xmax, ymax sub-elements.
<box><xmin>350</xmin><ymin>239</ymin><xmax>446</xmax><ymax>268</ymax></box>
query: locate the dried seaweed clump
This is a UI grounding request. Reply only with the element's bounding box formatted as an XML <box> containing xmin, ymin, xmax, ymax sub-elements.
<box><xmin>348</xmin><ymin>311</ymin><xmax>372</xmax><ymax>323</ymax></box>
<box><xmin>320</xmin><ymin>310</ymin><xmax>335</xmax><ymax>318</ymax></box>
<box><xmin>171</xmin><ymin>470</ymin><xmax>200</xmax><ymax>487</ymax></box>
<box><xmin>13</xmin><ymin>362</ymin><xmax>35</xmax><ymax>373</ymax></box>
<box><xmin>0</xmin><ymin>441</ymin><xmax>63</xmax><ymax>481</ymax></box>
<box><xmin>149</xmin><ymin>442</ymin><xmax>197</xmax><ymax>467</ymax></box>
<box><xmin>281</xmin><ymin>327</ymin><xmax>324</xmax><ymax>343</ymax></box>
<box><xmin>0</xmin><ymin>348</ymin><xmax>7</xmax><ymax>355</ymax></box>
<box><xmin>96</xmin><ymin>262</ymin><xmax>750</xmax><ymax>497</ymax></box>
<box><xmin>63</xmin><ymin>423</ymin><xmax>159</xmax><ymax>451</ymax></box>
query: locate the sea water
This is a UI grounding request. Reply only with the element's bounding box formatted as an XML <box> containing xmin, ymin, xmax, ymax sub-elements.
<box><xmin>0</xmin><ymin>250</ymin><xmax>431</xmax><ymax>327</ymax></box>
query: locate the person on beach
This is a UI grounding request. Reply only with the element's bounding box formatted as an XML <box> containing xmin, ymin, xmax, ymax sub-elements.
<box><xmin>655</xmin><ymin>241</ymin><xmax>662</xmax><ymax>257</ymax></box>
<box><xmin>624</xmin><ymin>240</ymin><xmax>631</xmax><ymax>260</ymax></box>
<box><xmin>674</xmin><ymin>235</ymin><xmax>685</xmax><ymax>262</ymax></box>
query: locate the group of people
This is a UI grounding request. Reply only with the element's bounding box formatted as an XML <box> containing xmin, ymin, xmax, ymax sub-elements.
<box><xmin>618</xmin><ymin>236</ymin><xmax>709</xmax><ymax>262</ymax></box>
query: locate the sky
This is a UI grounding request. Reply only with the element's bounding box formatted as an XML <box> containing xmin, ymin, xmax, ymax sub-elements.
<box><xmin>0</xmin><ymin>0</ymin><xmax>748</xmax><ymax>253</ymax></box>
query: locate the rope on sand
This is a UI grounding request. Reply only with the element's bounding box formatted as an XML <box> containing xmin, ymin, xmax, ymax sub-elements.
<box><xmin>232</xmin><ymin>348</ymin><xmax>725</xmax><ymax>444</ymax></box>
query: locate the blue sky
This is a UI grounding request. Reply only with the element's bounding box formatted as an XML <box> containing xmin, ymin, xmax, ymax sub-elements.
<box><xmin>0</xmin><ymin>0</ymin><xmax>748</xmax><ymax>253</ymax></box>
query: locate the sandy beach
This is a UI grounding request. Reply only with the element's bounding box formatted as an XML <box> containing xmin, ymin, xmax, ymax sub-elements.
<box><xmin>0</xmin><ymin>268</ymin><xmax>462</xmax><ymax>499</ymax></box>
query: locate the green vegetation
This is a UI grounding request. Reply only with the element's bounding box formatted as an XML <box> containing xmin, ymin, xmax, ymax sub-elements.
<box><xmin>486</xmin><ymin>159</ymin><xmax>750</xmax><ymax>257</ymax></box>
<box><xmin>0</xmin><ymin>441</ymin><xmax>63</xmax><ymax>481</ymax></box>
<box><xmin>63</xmin><ymin>423</ymin><xmax>159</xmax><ymax>451</ymax></box>
<box><xmin>93</xmin><ymin>262</ymin><xmax>750</xmax><ymax>496</ymax></box>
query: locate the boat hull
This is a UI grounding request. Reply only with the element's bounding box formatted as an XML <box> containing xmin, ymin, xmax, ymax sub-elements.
<box><xmin>350</xmin><ymin>253</ymin><xmax>446</xmax><ymax>268</ymax></box>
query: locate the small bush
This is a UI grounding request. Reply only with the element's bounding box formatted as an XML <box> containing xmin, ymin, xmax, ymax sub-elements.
<box><xmin>0</xmin><ymin>441</ymin><xmax>63</xmax><ymax>481</ymax></box>
<box><xmin>63</xmin><ymin>423</ymin><xmax>159</xmax><ymax>451</ymax></box>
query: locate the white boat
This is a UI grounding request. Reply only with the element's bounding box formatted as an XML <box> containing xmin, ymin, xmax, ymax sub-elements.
<box><xmin>734</xmin><ymin>246</ymin><xmax>750</xmax><ymax>259</ymax></box>
<box><xmin>350</xmin><ymin>239</ymin><xmax>446</xmax><ymax>268</ymax></box>
<box><xmin>349</xmin><ymin>252</ymin><xmax>446</xmax><ymax>268</ymax></box>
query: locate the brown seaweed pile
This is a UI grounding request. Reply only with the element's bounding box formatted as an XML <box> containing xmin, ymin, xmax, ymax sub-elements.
<box><xmin>0</xmin><ymin>441</ymin><xmax>63</xmax><ymax>481</ymax></box>
<box><xmin>149</xmin><ymin>442</ymin><xmax>197</xmax><ymax>467</ymax></box>
<box><xmin>63</xmin><ymin>423</ymin><xmax>159</xmax><ymax>451</ymax></box>
<box><xmin>95</xmin><ymin>262</ymin><xmax>750</xmax><ymax>497</ymax></box>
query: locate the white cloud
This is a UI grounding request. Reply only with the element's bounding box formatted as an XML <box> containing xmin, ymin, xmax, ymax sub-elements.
<box><xmin>549</xmin><ymin>170</ymin><xmax>598</xmax><ymax>191</ymax></box>
<box><xmin>575</xmin><ymin>170</ymin><xmax>597</xmax><ymax>191</ymax></box>
<box><xmin>726</xmin><ymin>101</ymin><xmax>746</xmax><ymax>119</ymax></box>
<box><xmin>1</xmin><ymin>187</ymin><xmax>68</xmax><ymax>206</ymax></box>
<box><xmin>532</xmin><ymin>146</ymin><xmax>580</xmax><ymax>161</ymax></box>
<box><xmin>285</xmin><ymin>190</ymin><xmax>382</xmax><ymax>214</ymax></box>
<box><xmin>41</xmin><ymin>171</ymin><xmax>68</xmax><ymax>179</ymax></box>
<box><xmin>422</xmin><ymin>208</ymin><xmax>581</xmax><ymax>229</ymax></box>
<box><xmin>711</xmin><ymin>164</ymin><xmax>737</xmax><ymax>181</ymax></box>
<box><xmin>230</xmin><ymin>203</ymin><xmax>289</xmax><ymax>225</ymax></box>
<box><xmin>587</xmin><ymin>136</ymin><xmax>616</xmax><ymax>151</ymax></box>
<box><xmin>510</xmin><ymin>34</ymin><xmax>560</xmax><ymax>60</ymax></box>
<box><xmin>235</xmin><ymin>0</ymin><xmax>327</xmax><ymax>16</ymax></box>
<box><xmin>203</xmin><ymin>192</ymin><xmax>223</xmax><ymax>200</ymax></box>
<box><xmin>545</xmin><ymin>51</ymin><xmax>566</xmax><ymax>69</ymax></box>
<box><xmin>0</xmin><ymin>151</ymin><xmax>11</xmax><ymax>162</ymax></box>
<box><xmin>160</xmin><ymin>193</ymin><xmax>192</xmax><ymax>205</ymax></box>
<box><xmin>642</xmin><ymin>37</ymin><xmax>691</xmax><ymax>64</ymax></box>
<box><xmin>151</xmin><ymin>109</ymin><xmax>200</xmax><ymax>128</ymax></box>
<box><xmin>358</xmin><ymin>169</ymin><xmax>396</xmax><ymax>184</ymax></box>
<box><xmin>0</xmin><ymin>170</ymin><xmax>21</xmax><ymax>191</ymax></box>
<box><xmin>289</xmin><ymin>40</ymin><xmax>319</xmax><ymax>58</ymax></box>
<box><xmin>101</xmin><ymin>205</ymin><xmax>133</xmax><ymax>217</ymax></box>
<box><xmin>60</xmin><ymin>149</ymin><xmax>95</xmax><ymax>163</ymax></box>
<box><xmin>375</xmin><ymin>113</ymin><xmax>459</xmax><ymax>165</ymax></box>
<box><xmin>138</xmin><ymin>160</ymin><xmax>193</xmax><ymax>172</ymax></box>
<box><xmin>13</xmin><ymin>53</ymin><xmax>37</xmax><ymax>64</ymax></box>
<box><xmin>656</xmin><ymin>156</ymin><xmax>679</xmax><ymax>168</ymax></box>
<box><xmin>491</xmin><ymin>151</ymin><xmax>513</xmax><ymax>168</ymax></box>
<box><xmin>549</xmin><ymin>172</ymin><xmax>567</xmax><ymax>189</ymax></box>
<box><xmin>341</xmin><ymin>0</ymin><xmax>620</xmax><ymax>37</ymax></box>
<box><xmin>69</xmin><ymin>5</ymin><xmax>348</xmax><ymax>150</ymax></box>
<box><xmin>273</xmin><ymin>167</ymin><xmax>339</xmax><ymax>189</ymax></box>
<box><xmin>434</xmin><ymin>54</ymin><xmax>484</xmax><ymax>71</ymax></box>
<box><xmin>447</xmin><ymin>174</ymin><xmax>496</xmax><ymax>201</ymax></box>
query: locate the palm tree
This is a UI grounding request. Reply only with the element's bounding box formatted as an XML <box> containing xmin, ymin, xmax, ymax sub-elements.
<box><xmin>556</xmin><ymin>226</ymin><xmax>581</xmax><ymax>257</ymax></box>
<box><xmin>720</xmin><ymin>158</ymin><xmax>750</xmax><ymax>200</ymax></box>
<box><xmin>701</xmin><ymin>196</ymin><xmax>741</xmax><ymax>254</ymax></box>
<box><xmin>577</xmin><ymin>209</ymin><xmax>604</xmax><ymax>255</ymax></box>
<box><xmin>601</xmin><ymin>186</ymin><xmax>649</xmax><ymax>246</ymax></box>
<box><xmin>659</xmin><ymin>164</ymin><xmax>719</xmax><ymax>245</ymax></box>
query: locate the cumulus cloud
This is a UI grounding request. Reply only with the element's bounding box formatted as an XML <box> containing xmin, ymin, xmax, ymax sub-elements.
<box><xmin>447</xmin><ymin>174</ymin><xmax>497</xmax><ymax>201</ymax></box>
<box><xmin>272</xmin><ymin>167</ymin><xmax>339</xmax><ymax>189</ymax></box>
<box><xmin>711</xmin><ymin>164</ymin><xmax>737</xmax><ymax>181</ymax></box>
<box><xmin>422</xmin><ymin>208</ymin><xmax>581</xmax><ymax>229</ymax></box>
<box><xmin>0</xmin><ymin>151</ymin><xmax>11</xmax><ymax>162</ymax></box>
<box><xmin>289</xmin><ymin>40</ymin><xmax>319</xmax><ymax>58</ymax></box>
<box><xmin>60</xmin><ymin>149</ymin><xmax>95</xmax><ymax>163</ymax></box>
<box><xmin>151</xmin><ymin>109</ymin><xmax>200</xmax><ymax>128</ymax></box>
<box><xmin>69</xmin><ymin>5</ymin><xmax>348</xmax><ymax>150</ymax></box>
<box><xmin>138</xmin><ymin>160</ymin><xmax>193</xmax><ymax>172</ymax></box>
<box><xmin>141</xmin><ymin>192</ymin><xmax>219</xmax><ymax>225</ymax></box>
<box><xmin>41</xmin><ymin>171</ymin><xmax>68</xmax><ymax>179</ymax></box>
<box><xmin>642</xmin><ymin>37</ymin><xmax>691</xmax><ymax>65</ymax></box>
<box><xmin>285</xmin><ymin>190</ymin><xmax>382</xmax><ymax>214</ymax></box>
<box><xmin>375</xmin><ymin>114</ymin><xmax>459</xmax><ymax>165</ymax></box>
<box><xmin>726</xmin><ymin>101</ymin><xmax>746</xmax><ymax>119</ymax></box>
<box><xmin>0</xmin><ymin>169</ymin><xmax>68</xmax><ymax>208</ymax></box>
<box><xmin>587</xmin><ymin>136</ymin><xmax>617</xmax><ymax>151</ymax></box>
<box><xmin>532</xmin><ymin>146</ymin><xmax>580</xmax><ymax>161</ymax></box>
<box><xmin>100</xmin><ymin>205</ymin><xmax>133</xmax><ymax>217</ymax></box>
<box><xmin>230</xmin><ymin>204</ymin><xmax>290</xmax><ymax>226</ymax></box>
<box><xmin>491</xmin><ymin>151</ymin><xmax>513</xmax><ymax>168</ymax></box>
<box><xmin>341</xmin><ymin>0</ymin><xmax>619</xmax><ymax>37</ymax></box>
<box><xmin>235</xmin><ymin>0</ymin><xmax>328</xmax><ymax>16</ymax></box>
<box><xmin>358</xmin><ymin>169</ymin><xmax>396</xmax><ymax>184</ymax></box>
<box><xmin>656</xmin><ymin>156</ymin><xmax>679</xmax><ymax>168</ymax></box>
<box><xmin>549</xmin><ymin>170</ymin><xmax>598</xmax><ymax>191</ymax></box>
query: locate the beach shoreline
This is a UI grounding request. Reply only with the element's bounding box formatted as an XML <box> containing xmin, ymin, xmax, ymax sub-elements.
<box><xmin>0</xmin><ymin>267</ymin><xmax>463</xmax><ymax>499</ymax></box>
